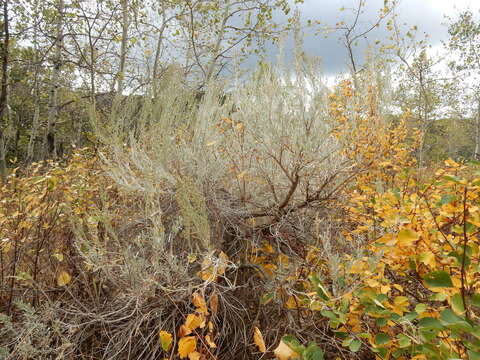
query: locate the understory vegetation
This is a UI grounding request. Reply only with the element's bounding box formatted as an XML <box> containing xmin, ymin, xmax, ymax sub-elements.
<box><xmin>2</xmin><ymin>0</ymin><xmax>480</xmax><ymax>359</ymax></box>
<box><xmin>1</xmin><ymin>61</ymin><xmax>480</xmax><ymax>360</ymax></box>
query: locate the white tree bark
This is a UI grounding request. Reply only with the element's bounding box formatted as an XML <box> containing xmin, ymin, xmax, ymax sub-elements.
<box><xmin>43</xmin><ymin>0</ymin><xmax>64</xmax><ymax>159</ymax></box>
<box><xmin>116</xmin><ymin>0</ymin><xmax>129</xmax><ymax>95</ymax></box>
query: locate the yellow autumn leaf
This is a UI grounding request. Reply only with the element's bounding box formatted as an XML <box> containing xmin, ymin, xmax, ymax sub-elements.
<box><xmin>198</xmin><ymin>257</ymin><xmax>216</xmax><ymax>282</ymax></box>
<box><xmin>445</xmin><ymin>159</ymin><xmax>460</xmax><ymax>167</ymax></box>
<box><xmin>198</xmin><ymin>252</ymin><xmax>229</xmax><ymax>281</ymax></box>
<box><xmin>192</xmin><ymin>292</ymin><xmax>208</xmax><ymax>315</ymax></box>
<box><xmin>187</xmin><ymin>253</ymin><xmax>197</xmax><ymax>263</ymax></box>
<box><xmin>253</xmin><ymin>327</ymin><xmax>266</xmax><ymax>353</ymax></box>
<box><xmin>205</xmin><ymin>334</ymin><xmax>217</xmax><ymax>348</ymax></box>
<box><xmin>262</xmin><ymin>242</ymin><xmax>275</xmax><ymax>254</ymax></box>
<box><xmin>274</xmin><ymin>340</ymin><xmax>298</xmax><ymax>360</ymax></box>
<box><xmin>185</xmin><ymin>313</ymin><xmax>205</xmax><ymax>331</ymax></box>
<box><xmin>397</xmin><ymin>229</ymin><xmax>419</xmax><ymax>246</ymax></box>
<box><xmin>380</xmin><ymin>284</ymin><xmax>391</xmax><ymax>294</ymax></box>
<box><xmin>178</xmin><ymin>336</ymin><xmax>197</xmax><ymax>359</ymax></box>
<box><xmin>159</xmin><ymin>330</ymin><xmax>173</xmax><ymax>351</ymax></box>
<box><xmin>52</xmin><ymin>253</ymin><xmax>64</xmax><ymax>262</ymax></box>
<box><xmin>57</xmin><ymin>271</ymin><xmax>72</xmax><ymax>286</ymax></box>
<box><xmin>418</xmin><ymin>252</ymin><xmax>435</xmax><ymax>267</ymax></box>
<box><xmin>285</xmin><ymin>295</ymin><xmax>300</xmax><ymax>309</ymax></box>
<box><xmin>188</xmin><ymin>351</ymin><xmax>201</xmax><ymax>360</ymax></box>
<box><xmin>391</xmin><ymin>296</ymin><xmax>410</xmax><ymax>315</ymax></box>
<box><xmin>393</xmin><ymin>284</ymin><xmax>404</xmax><ymax>292</ymax></box>
<box><xmin>365</xmin><ymin>278</ymin><xmax>381</xmax><ymax>288</ymax></box>
<box><xmin>262</xmin><ymin>263</ymin><xmax>277</xmax><ymax>277</ymax></box>
<box><xmin>1</xmin><ymin>239</ymin><xmax>11</xmax><ymax>253</ymax></box>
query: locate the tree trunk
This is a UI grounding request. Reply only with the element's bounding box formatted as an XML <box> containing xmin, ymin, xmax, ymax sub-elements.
<box><xmin>43</xmin><ymin>0</ymin><xmax>64</xmax><ymax>160</ymax></box>
<box><xmin>27</xmin><ymin>0</ymin><xmax>41</xmax><ymax>162</ymax></box>
<box><xmin>204</xmin><ymin>2</ymin><xmax>230</xmax><ymax>84</ymax></box>
<box><xmin>116</xmin><ymin>0</ymin><xmax>129</xmax><ymax>95</ymax></box>
<box><xmin>152</xmin><ymin>21</ymin><xmax>167</xmax><ymax>96</ymax></box>
<box><xmin>475</xmin><ymin>97</ymin><xmax>480</xmax><ymax>160</ymax></box>
<box><xmin>0</xmin><ymin>0</ymin><xmax>10</xmax><ymax>182</ymax></box>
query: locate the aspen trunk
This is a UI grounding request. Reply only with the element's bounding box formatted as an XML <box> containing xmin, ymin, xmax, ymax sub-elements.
<box><xmin>43</xmin><ymin>0</ymin><xmax>64</xmax><ymax>159</ymax></box>
<box><xmin>116</xmin><ymin>0</ymin><xmax>129</xmax><ymax>95</ymax></box>
<box><xmin>27</xmin><ymin>0</ymin><xmax>41</xmax><ymax>162</ymax></box>
<box><xmin>475</xmin><ymin>98</ymin><xmax>480</xmax><ymax>160</ymax></box>
<box><xmin>0</xmin><ymin>0</ymin><xmax>10</xmax><ymax>182</ymax></box>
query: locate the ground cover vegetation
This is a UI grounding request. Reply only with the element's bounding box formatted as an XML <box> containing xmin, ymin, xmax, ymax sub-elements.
<box><xmin>0</xmin><ymin>0</ymin><xmax>480</xmax><ymax>359</ymax></box>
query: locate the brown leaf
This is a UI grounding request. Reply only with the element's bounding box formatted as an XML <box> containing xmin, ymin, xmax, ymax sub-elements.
<box><xmin>210</xmin><ymin>292</ymin><xmax>218</xmax><ymax>314</ymax></box>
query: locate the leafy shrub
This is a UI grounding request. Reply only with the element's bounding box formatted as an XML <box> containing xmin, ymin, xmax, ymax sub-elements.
<box><xmin>283</xmin><ymin>81</ymin><xmax>480</xmax><ymax>360</ymax></box>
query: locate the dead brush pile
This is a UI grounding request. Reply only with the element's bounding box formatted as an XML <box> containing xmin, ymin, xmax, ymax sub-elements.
<box><xmin>0</xmin><ymin>61</ymin><xmax>397</xmax><ymax>359</ymax></box>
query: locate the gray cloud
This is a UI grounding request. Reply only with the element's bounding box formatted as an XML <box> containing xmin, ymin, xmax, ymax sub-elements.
<box><xmin>253</xmin><ymin>0</ymin><xmax>480</xmax><ymax>75</ymax></box>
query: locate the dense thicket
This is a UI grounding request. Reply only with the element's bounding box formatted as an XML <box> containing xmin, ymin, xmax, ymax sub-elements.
<box><xmin>1</xmin><ymin>1</ymin><xmax>480</xmax><ymax>359</ymax></box>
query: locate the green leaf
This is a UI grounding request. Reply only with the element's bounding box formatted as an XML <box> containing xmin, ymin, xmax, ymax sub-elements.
<box><xmin>471</xmin><ymin>293</ymin><xmax>480</xmax><ymax>306</ymax></box>
<box><xmin>430</xmin><ymin>293</ymin><xmax>448</xmax><ymax>301</ymax></box>
<box><xmin>334</xmin><ymin>331</ymin><xmax>348</xmax><ymax>339</ymax></box>
<box><xmin>303</xmin><ymin>343</ymin><xmax>324</xmax><ymax>360</ymax></box>
<box><xmin>320</xmin><ymin>309</ymin><xmax>338</xmax><ymax>321</ymax></box>
<box><xmin>440</xmin><ymin>309</ymin><xmax>472</xmax><ymax>331</ymax></box>
<box><xmin>375</xmin><ymin>333</ymin><xmax>390</xmax><ymax>345</ymax></box>
<box><xmin>468</xmin><ymin>350</ymin><xmax>480</xmax><ymax>360</ymax></box>
<box><xmin>418</xmin><ymin>317</ymin><xmax>443</xmax><ymax>329</ymax></box>
<box><xmin>415</xmin><ymin>303</ymin><xmax>427</xmax><ymax>313</ymax></box>
<box><xmin>437</xmin><ymin>194</ymin><xmax>456</xmax><ymax>205</ymax></box>
<box><xmin>309</xmin><ymin>275</ymin><xmax>330</xmax><ymax>301</ymax></box>
<box><xmin>423</xmin><ymin>271</ymin><xmax>454</xmax><ymax>288</ymax></box>
<box><xmin>282</xmin><ymin>335</ymin><xmax>305</xmax><ymax>354</ymax></box>
<box><xmin>397</xmin><ymin>334</ymin><xmax>411</xmax><ymax>348</ymax></box>
<box><xmin>376</xmin><ymin>318</ymin><xmax>388</xmax><ymax>327</ymax></box>
<box><xmin>451</xmin><ymin>293</ymin><xmax>465</xmax><ymax>314</ymax></box>
<box><xmin>349</xmin><ymin>339</ymin><xmax>362</xmax><ymax>353</ymax></box>
<box><xmin>443</xmin><ymin>175</ymin><xmax>461</xmax><ymax>183</ymax></box>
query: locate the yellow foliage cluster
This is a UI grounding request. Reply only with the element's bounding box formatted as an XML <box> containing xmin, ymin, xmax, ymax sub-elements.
<box><xmin>283</xmin><ymin>82</ymin><xmax>480</xmax><ymax>359</ymax></box>
<box><xmin>0</xmin><ymin>149</ymin><xmax>126</xmax><ymax>311</ymax></box>
<box><xmin>159</xmin><ymin>291</ymin><xmax>218</xmax><ymax>359</ymax></box>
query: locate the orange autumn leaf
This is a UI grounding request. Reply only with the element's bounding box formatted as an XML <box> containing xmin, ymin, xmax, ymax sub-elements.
<box><xmin>178</xmin><ymin>325</ymin><xmax>191</xmax><ymax>337</ymax></box>
<box><xmin>253</xmin><ymin>327</ymin><xmax>266</xmax><ymax>353</ymax></box>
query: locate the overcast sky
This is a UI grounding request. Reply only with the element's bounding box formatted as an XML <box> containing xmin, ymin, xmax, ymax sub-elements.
<box><xmin>263</xmin><ymin>0</ymin><xmax>480</xmax><ymax>74</ymax></box>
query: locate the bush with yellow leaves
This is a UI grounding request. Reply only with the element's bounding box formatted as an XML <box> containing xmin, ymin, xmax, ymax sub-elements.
<box><xmin>279</xmin><ymin>81</ymin><xmax>480</xmax><ymax>359</ymax></box>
